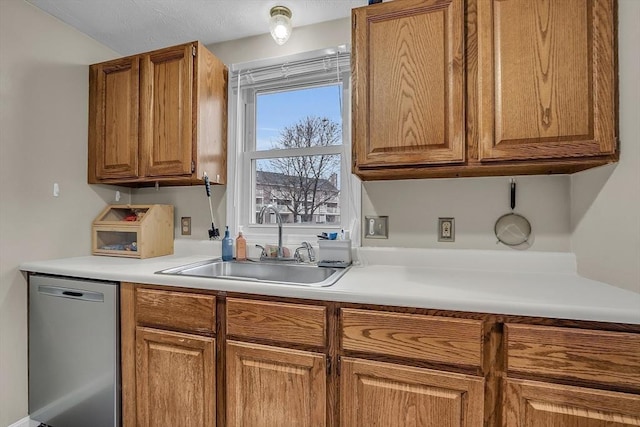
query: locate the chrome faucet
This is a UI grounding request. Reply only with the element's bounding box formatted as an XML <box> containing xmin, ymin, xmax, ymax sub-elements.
<box><xmin>257</xmin><ymin>204</ymin><xmax>284</xmax><ymax>258</ymax></box>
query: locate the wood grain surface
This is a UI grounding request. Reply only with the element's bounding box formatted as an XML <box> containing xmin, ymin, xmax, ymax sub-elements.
<box><xmin>341</xmin><ymin>357</ymin><xmax>484</xmax><ymax>427</ymax></box>
<box><xmin>352</xmin><ymin>0</ymin><xmax>465</xmax><ymax>169</ymax></box>
<box><xmin>478</xmin><ymin>0</ymin><xmax>616</xmax><ymax>161</ymax></box>
<box><xmin>88</xmin><ymin>41</ymin><xmax>227</xmax><ymax>185</ymax></box>
<box><xmin>341</xmin><ymin>308</ymin><xmax>484</xmax><ymax>368</ymax></box>
<box><xmin>503</xmin><ymin>378</ymin><xmax>640</xmax><ymax>426</ymax></box>
<box><xmin>353</xmin><ymin>0</ymin><xmax>618</xmax><ymax>181</ymax></box>
<box><xmin>505</xmin><ymin>323</ymin><xmax>640</xmax><ymax>391</ymax></box>
<box><xmin>226</xmin><ymin>340</ymin><xmax>326</xmax><ymax>427</ymax></box>
<box><xmin>139</xmin><ymin>43</ymin><xmax>193</xmax><ymax>178</ymax></box>
<box><xmin>136</xmin><ymin>287</ymin><xmax>216</xmax><ymax>335</ymax></box>
<box><xmin>89</xmin><ymin>56</ymin><xmax>139</xmax><ymax>182</ymax></box>
<box><xmin>226</xmin><ymin>297</ymin><xmax>327</xmax><ymax>347</ymax></box>
<box><xmin>136</xmin><ymin>326</ymin><xmax>216</xmax><ymax>427</ymax></box>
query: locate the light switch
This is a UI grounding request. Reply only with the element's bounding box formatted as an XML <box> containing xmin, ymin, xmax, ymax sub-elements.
<box><xmin>364</xmin><ymin>216</ymin><xmax>388</xmax><ymax>239</ymax></box>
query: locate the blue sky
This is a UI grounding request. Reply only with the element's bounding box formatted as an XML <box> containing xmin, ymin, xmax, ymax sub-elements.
<box><xmin>256</xmin><ymin>83</ymin><xmax>342</xmax><ymax>150</ymax></box>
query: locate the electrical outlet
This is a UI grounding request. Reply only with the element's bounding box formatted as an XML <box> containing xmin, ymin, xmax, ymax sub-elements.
<box><xmin>438</xmin><ymin>217</ymin><xmax>455</xmax><ymax>242</ymax></box>
<box><xmin>181</xmin><ymin>217</ymin><xmax>192</xmax><ymax>236</ymax></box>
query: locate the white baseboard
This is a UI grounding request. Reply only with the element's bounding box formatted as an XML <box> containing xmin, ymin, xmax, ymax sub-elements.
<box><xmin>6</xmin><ymin>417</ymin><xmax>40</xmax><ymax>427</ymax></box>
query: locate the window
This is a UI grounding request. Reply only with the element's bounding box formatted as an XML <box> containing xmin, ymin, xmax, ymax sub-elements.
<box><xmin>227</xmin><ymin>47</ymin><xmax>359</xmax><ymax>245</ymax></box>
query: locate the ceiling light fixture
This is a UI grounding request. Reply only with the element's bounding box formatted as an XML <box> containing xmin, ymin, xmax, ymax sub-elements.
<box><xmin>269</xmin><ymin>6</ymin><xmax>292</xmax><ymax>45</ymax></box>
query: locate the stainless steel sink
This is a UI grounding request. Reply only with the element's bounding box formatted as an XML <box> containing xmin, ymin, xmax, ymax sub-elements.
<box><xmin>156</xmin><ymin>259</ymin><xmax>349</xmax><ymax>287</ymax></box>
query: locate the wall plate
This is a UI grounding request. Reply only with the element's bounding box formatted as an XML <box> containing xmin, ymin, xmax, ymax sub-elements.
<box><xmin>181</xmin><ymin>217</ymin><xmax>192</xmax><ymax>236</ymax></box>
<box><xmin>438</xmin><ymin>217</ymin><xmax>455</xmax><ymax>242</ymax></box>
<box><xmin>365</xmin><ymin>216</ymin><xmax>388</xmax><ymax>239</ymax></box>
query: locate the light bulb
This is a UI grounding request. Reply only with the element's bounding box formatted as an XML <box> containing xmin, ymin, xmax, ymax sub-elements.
<box><xmin>270</xmin><ymin>6</ymin><xmax>292</xmax><ymax>45</ymax></box>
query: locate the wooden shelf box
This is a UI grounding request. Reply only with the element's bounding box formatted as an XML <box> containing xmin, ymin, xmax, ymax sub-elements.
<box><xmin>92</xmin><ymin>204</ymin><xmax>174</xmax><ymax>259</ymax></box>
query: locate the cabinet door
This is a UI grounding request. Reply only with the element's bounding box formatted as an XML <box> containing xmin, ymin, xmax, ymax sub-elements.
<box><xmin>478</xmin><ymin>0</ymin><xmax>616</xmax><ymax>161</ymax></box>
<box><xmin>352</xmin><ymin>0</ymin><xmax>465</xmax><ymax>169</ymax></box>
<box><xmin>140</xmin><ymin>43</ymin><xmax>194</xmax><ymax>177</ymax></box>
<box><xmin>89</xmin><ymin>56</ymin><xmax>139</xmax><ymax>181</ymax></box>
<box><xmin>341</xmin><ymin>357</ymin><xmax>484</xmax><ymax>427</ymax></box>
<box><xmin>504</xmin><ymin>379</ymin><xmax>640</xmax><ymax>427</ymax></box>
<box><xmin>136</xmin><ymin>326</ymin><xmax>216</xmax><ymax>427</ymax></box>
<box><xmin>226</xmin><ymin>340</ymin><xmax>326</xmax><ymax>427</ymax></box>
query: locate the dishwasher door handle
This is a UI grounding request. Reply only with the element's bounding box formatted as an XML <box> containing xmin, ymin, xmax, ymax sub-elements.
<box><xmin>37</xmin><ymin>285</ymin><xmax>105</xmax><ymax>302</ymax></box>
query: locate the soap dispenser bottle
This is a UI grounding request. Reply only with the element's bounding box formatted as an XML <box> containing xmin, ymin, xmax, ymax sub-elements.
<box><xmin>236</xmin><ymin>227</ymin><xmax>247</xmax><ymax>261</ymax></box>
<box><xmin>222</xmin><ymin>226</ymin><xmax>233</xmax><ymax>261</ymax></box>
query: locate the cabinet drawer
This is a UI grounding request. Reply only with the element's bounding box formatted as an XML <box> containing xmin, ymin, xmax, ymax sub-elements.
<box><xmin>136</xmin><ymin>288</ymin><xmax>216</xmax><ymax>335</ymax></box>
<box><xmin>341</xmin><ymin>309</ymin><xmax>483</xmax><ymax>368</ymax></box>
<box><xmin>226</xmin><ymin>298</ymin><xmax>326</xmax><ymax>347</ymax></box>
<box><xmin>505</xmin><ymin>324</ymin><xmax>640</xmax><ymax>390</ymax></box>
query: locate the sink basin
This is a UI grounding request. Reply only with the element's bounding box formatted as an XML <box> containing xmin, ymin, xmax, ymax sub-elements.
<box><xmin>156</xmin><ymin>259</ymin><xmax>349</xmax><ymax>287</ymax></box>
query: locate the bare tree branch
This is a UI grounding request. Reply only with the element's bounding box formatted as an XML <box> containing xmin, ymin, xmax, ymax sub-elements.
<box><xmin>258</xmin><ymin>116</ymin><xmax>341</xmax><ymax>224</ymax></box>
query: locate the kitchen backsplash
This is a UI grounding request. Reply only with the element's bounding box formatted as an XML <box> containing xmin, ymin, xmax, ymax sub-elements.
<box><xmin>361</xmin><ymin>175</ymin><xmax>570</xmax><ymax>251</ymax></box>
<box><xmin>130</xmin><ymin>174</ymin><xmax>570</xmax><ymax>252</ymax></box>
<box><xmin>132</xmin><ymin>185</ymin><xmax>227</xmax><ymax>242</ymax></box>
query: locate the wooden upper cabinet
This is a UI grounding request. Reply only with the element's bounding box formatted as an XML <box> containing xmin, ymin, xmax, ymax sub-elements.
<box><xmin>90</xmin><ymin>56</ymin><xmax>140</xmax><ymax>180</ymax></box>
<box><xmin>140</xmin><ymin>44</ymin><xmax>194</xmax><ymax>178</ymax></box>
<box><xmin>477</xmin><ymin>0</ymin><xmax>617</xmax><ymax>162</ymax></box>
<box><xmin>352</xmin><ymin>0</ymin><xmax>618</xmax><ymax>180</ymax></box>
<box><xmin>352</xmin><ymin>0</ymin><xmax>465</xmax><ymax>170</ymax></box>
<box><xmin>89</xmin><ymin>41</ymin><xmax>227</xmax><ymax>186</ymax></box>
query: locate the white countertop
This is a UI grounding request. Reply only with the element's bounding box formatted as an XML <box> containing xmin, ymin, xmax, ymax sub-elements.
<box><xmin>19</xmin><ymin>242</ymin><xmax>640</xmax><ymax>325</ymax></box>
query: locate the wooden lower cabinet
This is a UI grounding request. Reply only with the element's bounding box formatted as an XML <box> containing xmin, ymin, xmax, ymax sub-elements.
<box><xmin>225</xmin><ymin>340</ymin><xmax>327</xmax><ymax>427</ymax></box>
<box><xmin>121</xmin><ymin>284</ymin><xmax>640</xmax><ymax>427</ymax></box>
<box><xmin>340</xmin><ymin>357</ymin><xmax>484</xmax><ymax>427</ymax></box>
<box><xmin>136</xmin><ymin>326</ymin><xmax>216</xmax><ymax>427</ymax></box>
<box><xmin>503</xmin><ymin>379</ymin><xmax>640</xmax><ymax>427</ymax></box>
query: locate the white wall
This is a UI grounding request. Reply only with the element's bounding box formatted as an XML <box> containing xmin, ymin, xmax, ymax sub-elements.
<box><xmin>363</xmin><ymin>175</ymin><xmax>571</xmax><ymax>251</ymax></box>
<box><xmin>0</xmin><ymin>1</ymin><xmax>121</xmax><ymax>425</ymax></box>
<box><xmin>570</xmin><ymin>0</ymin><xmax>640</xmax><ymax>293</ymax></box>
<box><xmin>132</xmin><ymin>185</ymin><xmax>227</xmax><ymax>241</ymax></box>
<box><xmin>208</xmin><ymin>18</ymin><xmax>351</xmax><ymax>64</ymax></box>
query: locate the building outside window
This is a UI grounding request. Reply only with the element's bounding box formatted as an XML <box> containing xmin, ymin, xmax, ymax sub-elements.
<box><xmin>256</xmin><ymin>170</ymin><xmax>340</xmax><ymax>224</ymax></box>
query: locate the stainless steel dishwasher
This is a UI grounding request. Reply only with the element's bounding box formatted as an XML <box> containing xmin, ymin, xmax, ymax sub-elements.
<box><xmin>29</xmin><ymin>274</ymin><xmax>120</xmax><ymax>427</ymax></box>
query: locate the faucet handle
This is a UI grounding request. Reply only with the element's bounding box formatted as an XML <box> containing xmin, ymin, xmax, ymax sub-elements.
<box><xmin>295</xmin><ymin>241</ymin><xmax>316</xmax><ymax>263</ymax></box>
<box><xmin>255</xmin><ymin>244</ymin><xmax>267</xmax><ymax>260</ymax></box>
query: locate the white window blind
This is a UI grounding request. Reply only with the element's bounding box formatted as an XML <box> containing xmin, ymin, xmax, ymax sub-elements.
<box><xmin>230</xmin><ymin>46</ymin><xmax>351</xmax><ymax>90</ymax></box>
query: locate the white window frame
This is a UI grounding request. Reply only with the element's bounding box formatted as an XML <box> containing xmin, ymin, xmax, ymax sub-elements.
<box><xmin>226</xmin><ymin>47</ymin><xmax>361</xmax><ymax>248</ymax></box>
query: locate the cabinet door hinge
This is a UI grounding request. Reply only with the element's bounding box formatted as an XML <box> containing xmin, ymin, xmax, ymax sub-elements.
<box><xmin>336</xmin><ymin>356</ymin><xmax>341</xmax><ymax>377</ymax></box>
<box><xmin>191</xmin><ymin>161</ymin><xmax>195</xmax><ymax>173</ymax></box>
<box><xmin>192</xmin><ymin>45</ymin><xmax>197</xmax><ymax>57</ymax></box>
<box><xmin>327</xmin><ymin>356</ymin><xmax>332</xmax><ymax>375</ymax></box>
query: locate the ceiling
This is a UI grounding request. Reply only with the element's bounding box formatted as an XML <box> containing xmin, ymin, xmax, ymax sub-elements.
<box><xmin>26</xmin><ymin>0</ymin><xmax>367</xmax><ymax>56</ymax></box>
